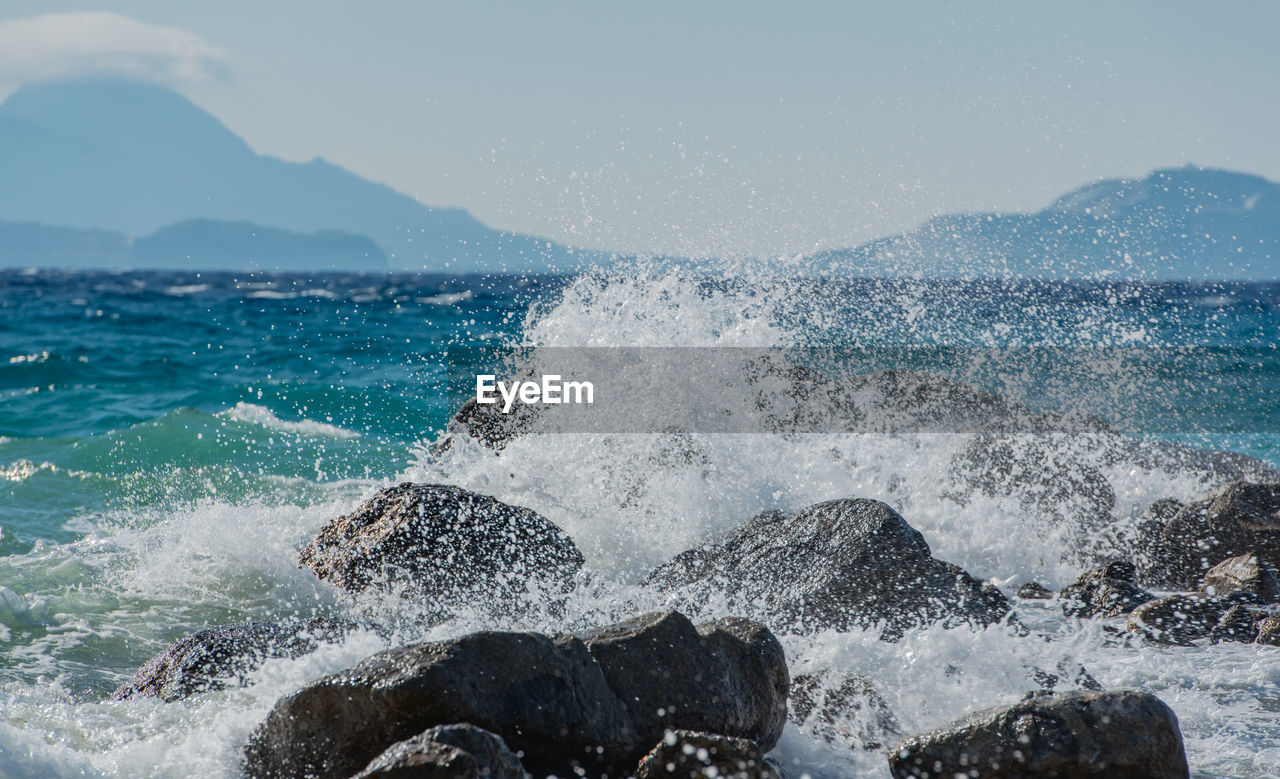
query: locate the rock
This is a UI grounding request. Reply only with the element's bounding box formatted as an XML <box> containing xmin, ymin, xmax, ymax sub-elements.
<box><xmin>350</xmin><ymin>724</ymin><xmax>528</xmax><ymax>779</ymax></box>
<box><xmin>243</xmin><ymin>611</ymin><xmax>787</xmax><ymax>779</ymax></box>
<box><xmin>789</xmin><ymin>670</ymin><xmax>902</xmax><ymax>750</ymax></box>
<box><xmin>1254</xmin><ymin>615</ymin><xmax>1280</xmax><ymax>646</ymax></box>
<box><xmin>1016</xmin><ymin>581</ymin><xmax>1053</xmax><ymax>600</ymax></box>
<box><xmin>888</xmin><ymin>690</ymin><xmax>1189</xmax><ymax>779</ymax></box>
<box><xmin>1059</xmin><ymin>561</ymin><xmax>1154</xmax><ymax>619</ymax></box>
<box><xmin>634</xmin><ymin>730</ymin><xmax>779</xmax><ymax>779</ymax></box>
<box><xmin>1127</xmin><ymin>594</ymin><xmax>1227</xmax><ymax>645</ymax></box>
<box><xmin>298</xmin><ymin>484</ymin><xmax>584</xmax><ymax>605</ymax></box>
<box><xmin>1210</xmin><ymin>604</ymin><xmax>1262</xmax><ymax>644</ymax></box>
<box><xmin>110</xmin><ymin>619</ymin><xmax>347</xmax><ymax>702</ymax></box>
<box><xmin>578</xmin><ymin>611</ymin><xmax>789</xmax><ymax>751</ymax></box>
<box><xmin>1201</xmin><ymin>554</ymin><xmax>1280</xmax><ymax>604</ymax></box>
<box><xmin>1139</xmin><ymin>482</ymin><xmax>1280</xmax><ymax>589</ymax></box>
<box><xmin>645</xmin><ymin>499</ymin><xmax>1011</xmax><ymax>640</ymax></box>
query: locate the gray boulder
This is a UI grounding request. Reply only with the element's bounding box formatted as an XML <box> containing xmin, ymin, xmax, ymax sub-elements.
<box><xmin>350</xmin><ymin>724</ymin><xmax>528</xmax><ymax>779</ymax></box>
<box><xmin>1058</xmin><ymin>561</ymin><xmax>1153</xmax><ymax>619</ymax></box>
<box><xmin>298</xmin><ymin>484</ymin><xmax>583</xmax><ymax>604</ymax></box>
<box><xmin>888</xmin><ymin>690</ymin><xmax>1189</xmax><ymax>778</ymax></box>
<box><xmin>1126</xmin><ymin>594</ymin><xmax>1228</xmax><ymax>645</ymax></box>
<box><xmin>645</xmin><ymin>499</ymin><xmax>1010</xmax><ymax>640</ymax></box>
<box><xmin>790</xmin><ymin>670</ymin><xmax>902</xmax><ymax>750</ymax></box>
<box><xmin>243</xmin><ymin>611</ymin><xmax>787</xmax><ymax>779</ymax></box>
<box><xmin>634</xmin><ymin>730</ymin><xmax>779</xmax><ymax>779</ymax></box>
<box><xmin>1201</xmin><ymin>553</ymin><xmax>1280</xmax><ymax>604</ymax></box>
<box><xmin>1138</xmin><ymin>482</ymin><xmax>1280</xmax><ymax>589</ymax></box>
<box><xmin>110</xmin><ymin>619</ymin><xmax>346</xmax><ymax>702</ymax></box>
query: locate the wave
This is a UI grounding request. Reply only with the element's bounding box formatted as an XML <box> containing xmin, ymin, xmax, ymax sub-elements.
<box><xmin>219</xmin><ymin>402</ymin><xmax>360</xmax><ymax>440</ymax></box>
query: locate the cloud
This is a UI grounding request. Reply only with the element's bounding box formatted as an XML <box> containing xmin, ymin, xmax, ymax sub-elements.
<box><xmin>0</xmin><ymin>12</ymin><xmax>228</xmax><ymax>86</ymax></box>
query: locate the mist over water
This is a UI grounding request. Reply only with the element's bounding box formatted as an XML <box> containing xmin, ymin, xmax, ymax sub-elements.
<box><xmin>2</xmin><ymin>265</ymin><xmax>1280</xmax><ymax>777</ymax></box>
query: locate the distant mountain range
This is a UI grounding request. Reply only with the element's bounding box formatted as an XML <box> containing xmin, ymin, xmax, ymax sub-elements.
<box><xmin>812</xmin><ymin>166</ymin><xmax>1280</xmax><ymax>280</ymax></box>
<box><xmin>0</xmin><ymin>79</ymin><xmax>589</xmax><ymax>272</ymax></box>
<box><xmin>1</xmin><ymin>79</ymin><xmax>1278</xmax><ymax>278</ymax></box>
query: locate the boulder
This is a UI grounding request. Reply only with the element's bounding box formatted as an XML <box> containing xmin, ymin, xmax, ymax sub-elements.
<box><xmin>110</xmin><ymin>619</ymin><xmax>346</xmax><ymax>702</ymax></box>
<box><xmin>350</xmin><ymin>724</ymin><xmax>528</xmax><ymax>779</ymax></box>
<box><xmin>1201</xmin><ymin>554</ymin><xmax>1280</xmax><ymax>604</ymax></box>
<box><xmin>1058</xmin><ymin>561</ymin><xmax>1153</xmax><ymax>619</ymax></box>
<box><xmin>888</xmin><ymin>690</ymin><xmax>1189</xmax><ymax>779</ymax></box>
<box><xmin>634</xmin><ymin>730</ymin><xmax>779</xmax><ymax>779</ymax></box>
<box><xmin>298</xmin><ymin>484</ymin><xmax>584</xmax><ymax>605</ymax></box>
<box><xmin>789</xmin><ymin>670</ymin><xmax>902</xmax><ymax>750</ymax></box>
<box><xmin>1138</xmin><ymin>482</ymin><xmax>1280</xmax><ymax>589</ymax></box>
<box><xmin>578</xmin><ymin>612</ymin><xmax>789</xmax><ymax>750</ymax></box>
<box><xmin>1015</xmin><ymin>581</ymin><xmax>1053</xmax><ymax>600</ymax></box>
<box><xmin>1126</xmin><ymin>594</ymin><xmax>1227</xmax><ymax>645</ymax></box>
<box><xmin>645</xmin><ymin>499</ymin><xmax>1011</xmax><ymax>640</ymax></box>
<box><xmin>1255</xmin><ymin>615</ymin><xmax>1280</xmax><ymax>646</ymax></box>
<box><xmin>243</xmin><ymin>611</ymin><xmax>787</xmax><ymax>779</ymax></box>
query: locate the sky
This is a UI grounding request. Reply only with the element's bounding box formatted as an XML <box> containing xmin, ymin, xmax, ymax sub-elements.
<box><xmin>1</xmin><ymin>1</ymin><xmax>1278</xmax><ymax>258</ymax></box>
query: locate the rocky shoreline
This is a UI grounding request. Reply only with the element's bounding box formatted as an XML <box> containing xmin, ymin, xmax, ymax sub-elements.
<box><xmin>107</xmin><ymin>370</ymin><xmax>1280</xmax><ymax>777</ymax></box>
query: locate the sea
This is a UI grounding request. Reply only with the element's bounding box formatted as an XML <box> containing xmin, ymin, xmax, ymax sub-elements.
<box><xmin>1</xmin><ymin>265</ymin><xmax>1279</xmax><ymax>777</ymax></box>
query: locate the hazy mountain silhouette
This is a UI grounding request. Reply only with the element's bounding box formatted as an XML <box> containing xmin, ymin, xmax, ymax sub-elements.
<box><xmin>0</xmin><ymin>79</ymin><xmax>584</xmax><ymax>271</ymax></box>
<box><xmin>816</xmin><ymin>166</ymin><xmax>1280</xmax><ymax>280</ymax></box>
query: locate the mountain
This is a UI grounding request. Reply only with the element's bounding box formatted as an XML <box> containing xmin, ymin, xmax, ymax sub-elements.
<box><xmin>0</xmin><ymin>79</ymin><xmax>584</xmax><ymax>272</ymax></box>
<box><xmin>0</xmin><ymin>219</ymin><xmax>386</xmax><ymax>270</ymax></box>
<box><xmin>816</xmin><ymin>167</ymin><xmax>1280</xmax><ymax>280</ymax></box>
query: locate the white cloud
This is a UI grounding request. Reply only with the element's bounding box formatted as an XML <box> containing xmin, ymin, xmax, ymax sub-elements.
<box><xmin>0</xmin><ymin>12</ymin><xmax>228</xmax><ymax>86</ymax></box>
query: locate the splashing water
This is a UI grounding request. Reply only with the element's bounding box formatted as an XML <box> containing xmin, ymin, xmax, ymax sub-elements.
<box><xmin>2</xmin><ymin>266</ymin><xmax>1280</xmax><ymax>777</ymax></box>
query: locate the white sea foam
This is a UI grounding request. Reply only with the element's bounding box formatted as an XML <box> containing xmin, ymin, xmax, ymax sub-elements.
<box><xmin>417</xmin><ymin>290</ymin><xmax>474</xmax><ymax>306</ymax></box>
<box><xmin>219</xmin><ymin>402</ymin><xmax>360</xmax><ymax>439</ymax></box>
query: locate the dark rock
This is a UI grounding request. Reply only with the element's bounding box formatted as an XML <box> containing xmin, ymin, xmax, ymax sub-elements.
<box><xmin>1127</xmin><ymin>594</ymin><xmax>1227</xmax><ymax>645</ymax></box>
<box><xmin>1138</xmin><ymin>482</ymin><xmax>1280</xmax><ymax>589</ymax></box>
<box><xmin>243</xmin><ymin>611</ymin><xmax>786</xmax><ymax>779</ymax></box>
<box><xmin>789</xmin><ymin>670</ymin><xmax>902</xmax><ymax>750</ymax></box>
<box><xmin>298</xmin><ymin>484</ymin><xmax>583</xmax><ymax>604</ymax></box>
<box><xmin>1210</xmin><ymin>605</ymin><xmax>1262</xmax><ymax>644</ymax></box>
<box><xmin>1254</xmin><ymin>615</ymin><xmax>1280</xmax><ymax>646</ymax></box>
<box><xmin>350</xmin><ymin>724</ymin><xmax>527</xmax><ymax>779</ymax></box>
<box><xmin>1059</xmin><ymin>561</ymin><xmax>1154</xmax><ymax>619</ymax></box>
<box><xmin>1201</xmin><ymin>554</ymin><xmax>1280</xmax><ymax>604</ymax></box>
<box><xmin>1016</xmin><ymin>581</ymin><xmax>1053</xmax><ymax>600</ymax></box>
<box><xmin>110</xmin><ymin>618</ymin><xmax>347</xmax><ymax>702</ymax></box>
<box><xmin>634</xmin><ymin>730</ymin><xmax>779</xmax><ymax>779</ymax></box>
<box><xmin>887</xmin><ymin>690</ymin><xmax>1189</xmax><ymax>779</ymax></box>
<box><xmin>645</xmin><ymin>499</ymin><xmax>1011</xmax><ymax>640</ymax></box>
<box><xmin>578</xmin><ymin>611</ymin><xmax>789</xmax><ymax>751</ymax></box>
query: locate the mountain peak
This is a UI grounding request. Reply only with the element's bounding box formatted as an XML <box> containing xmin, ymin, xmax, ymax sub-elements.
<box><xmin>0</xmin><ymin>78</ymin><xmax>250</xmax><ymax>158</ymax></box>
<box><xmin>1048</xmin><ymin>166</ymin><xmax>1279</xmax><ymax>217</ymax></box>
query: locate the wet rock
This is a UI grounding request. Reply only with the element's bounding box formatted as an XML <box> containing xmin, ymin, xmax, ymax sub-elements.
<box><xmin>1210</xmin><ymin>604</ymin><xmax>1263</xmax><ymax>644</ymax></box>
<box><xmin>1015</xmin><ymin>581</ymin><xmax>1053</xmax><ymax>600</ymax></box>
<box><xmin>1138</xmin><ymin>482</ymin><xmax>1280</xmax><ymax>589</ymax></box>
<box><xmin>1254</xmin><ymin>615</ymin><xmax>1280</xmax><ymax>646</ymax></box>
<box><xmin>1127</xmin><ymin>594</ymin><xmax>1227</xmax><ymax>645</ymax></box>
<box><xmin>350</xmin><ymin>724</ymin><xmax>528</xmax><ymax>779</ymax></box>
<box><xmin>789</xmin><ymin>670</ymin><xmax>902</xmax><ymax>750</ymax></box>
<box><xmin>887</xmin><ymin>690</ymin><xmax>1189</xmax><ymax>779</ymax></box>
<box><xmin>634</xmin><ymin>730</ymin><xmax>780</xmax><ymax>779</ymax></box>
<box><xmin>578</xmin><ymin>612</ymin><xmax>789</xmax><ymax>751</ymax></box>
<box><xmin>298</xmin><ymin>484</ymin><xmax>583</xmax><ymax>604</ymax></box>
<box><xmin>110</xmin><ymin>618</ymin><xmax>347</xmax><ymax>702</ymax></box>
<box><xmin>243</xmin><ymin>611</ymin><xmax>787</xmax><ymax>779</ymax></box>
<box><xmin>1059</xmin><ymin>561</ymin><xmax>1154</xmax><ymax>619</ymax></box>
<box><xmin>1201</xmin><ymin>554</ymin><xmax>1280</xmax><ymax>604</ymax></box>
<box><xmin>645</xmin><ymin>498</ymin><xmax>1011</xmax><ymax>640</ymax></box>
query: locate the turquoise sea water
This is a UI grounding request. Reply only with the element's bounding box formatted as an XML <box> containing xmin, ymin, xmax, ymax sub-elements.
<box><xmin>2</xmin><ymin>267</ymin><xmax>1279</xmax><ymax>777</ymax></box>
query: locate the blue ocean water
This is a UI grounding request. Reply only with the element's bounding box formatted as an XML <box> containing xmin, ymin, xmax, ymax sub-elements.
<box><xmin>2</xmin><ymin>267</ymin><xmax>1280</xmax><ymax>777</ymax></box>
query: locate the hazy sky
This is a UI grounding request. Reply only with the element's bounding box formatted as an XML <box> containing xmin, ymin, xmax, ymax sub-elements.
<box><xmin>1</xmin><ymin>2</ymin><xmax>1278</xmax><ymax>257</ymax></box>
